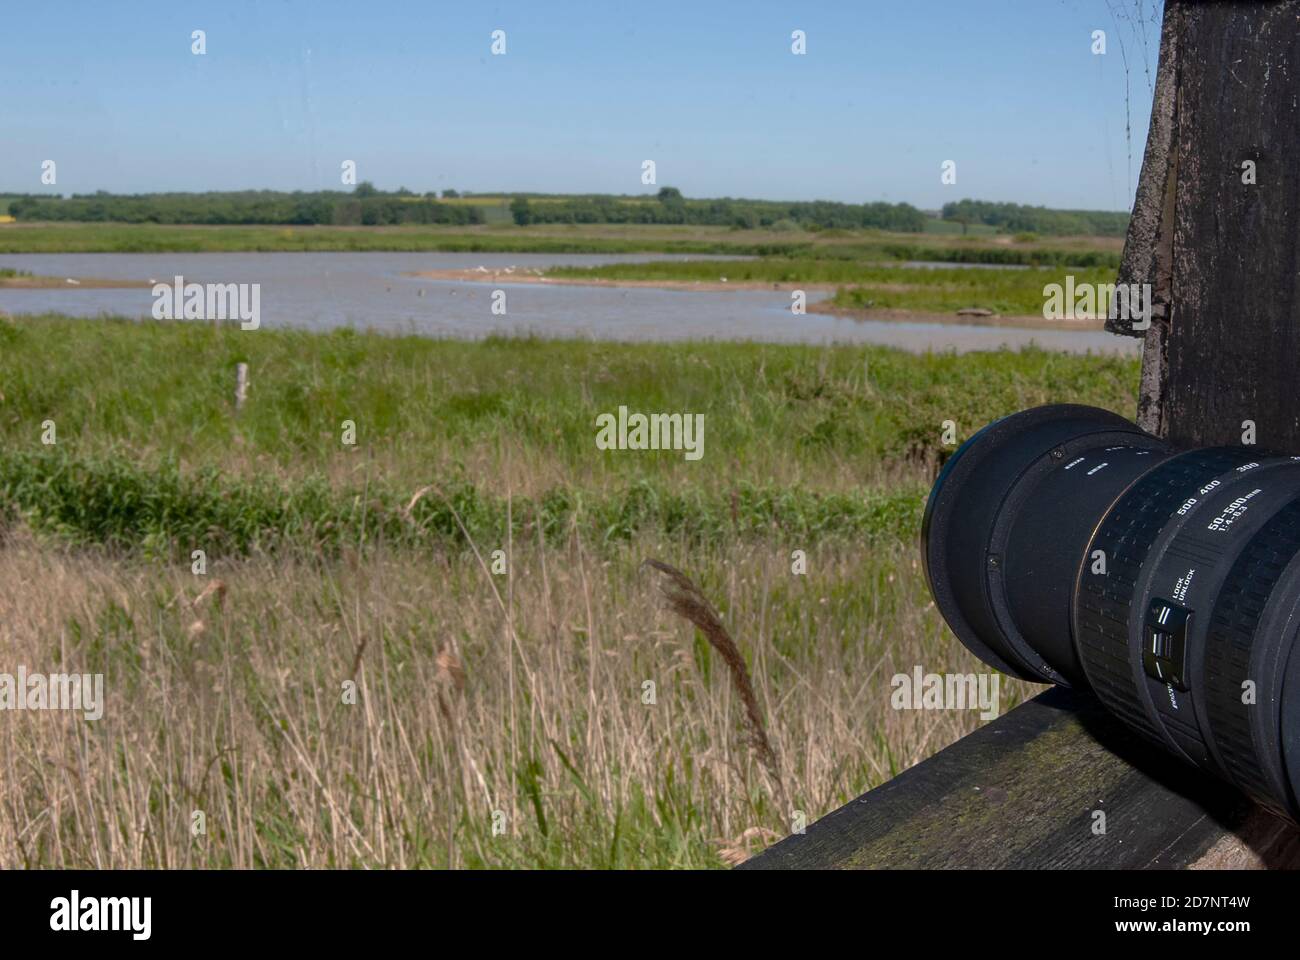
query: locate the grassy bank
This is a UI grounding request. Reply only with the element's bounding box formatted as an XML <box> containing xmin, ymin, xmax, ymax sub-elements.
<box><xmin>0</xmin><ymin>314</ymin><xmax>1139</xmax><ymax>499</ymax></box>
<box><xmin>0</xmin><ymin>221</ymin><xmax>1122</xmax><ymax>267</ymax></box>
<box><xmin>0</xmin><ymin>222</ymin><xmax>779</xmax><ymax>256</ymax></box>
<box><xmin>545</xmin><ymin>261</ymin><xmax>1119</xmax><ymax>315</ymax></box>
<box><xmin>0</xmin><ymin>448</ymin><xmax>924</xmax><ymax>557</ymax></box>
<box><xmin>826</xmin><ymin>264</ymin><xmax>1119</xmax><ymax>316</ymax></box>
<box><xmin>0</xmin><ymin>314</ymin><xmax>1138</xmax><ymax>868</ymax></box>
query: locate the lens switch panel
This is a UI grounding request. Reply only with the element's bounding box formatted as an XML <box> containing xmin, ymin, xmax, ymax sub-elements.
<box><xmin>1144</xmin><ymin>599</ymin><xmax>1191</xmax><ymax>691</ymax></box>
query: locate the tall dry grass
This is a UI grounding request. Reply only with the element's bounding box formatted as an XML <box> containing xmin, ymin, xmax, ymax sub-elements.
<box><xmin>0</xmin><ymin>525</ymin><xmax>1039</xmax><ymax>869</ymax></box>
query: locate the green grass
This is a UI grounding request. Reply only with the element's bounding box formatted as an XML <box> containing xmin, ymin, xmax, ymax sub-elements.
<box><xmin>546</xmin><ymin>260</ymin><xmax>1120</xmax><ymax>315</ymax></box>
<box><xmin>829</xmin><ymin>265</ymin><xmax>1118</xmax><ymax>315</ymax></box>
<box><xmin>0</xmin><ymin>313</ymin><xmax>1139</xmax><ymax>554</ymax></box>
<box><xmin>0</xmin><ymin>313</ymin><xmax>1139</xmax><ymax>484</ymax></box>
<box><xmin>0</xmin><ymin>222</ymin><xmax>773</xmax><ymax>255</ymax></box>
<box><xmin>0</xmin><ymin>449</ymin><xmax>925</xmax><ymax>557</ymax></box>
<box><xmin>0</xmin><ymin>221</ymin><xmax>1121</xmax><ymax>267</ymax></box>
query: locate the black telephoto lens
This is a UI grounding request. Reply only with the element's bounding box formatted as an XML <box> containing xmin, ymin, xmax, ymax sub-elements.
<box><xmin>922</xmin><ymin>404</ymin><xmax>1300</xmax><ymax>822</ymax></box>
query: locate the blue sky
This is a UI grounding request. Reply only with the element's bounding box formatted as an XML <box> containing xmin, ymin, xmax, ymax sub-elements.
<box><xmin>1</xmin><ymin>0</ymin><xmax>1161</xmax><ymax>211</ymax></box>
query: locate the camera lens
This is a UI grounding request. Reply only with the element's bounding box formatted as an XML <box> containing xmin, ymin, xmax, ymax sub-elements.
<box><xmin>922</xmin><ymin>404</ymin><xmax>1300</xmax><ymax>821</ymax></box>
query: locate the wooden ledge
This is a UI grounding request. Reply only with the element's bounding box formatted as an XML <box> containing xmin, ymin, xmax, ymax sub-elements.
<box><xmin>742</xmin><ymin>687</ymin><xmax>1300</xmax><ymax>870</ymax></box>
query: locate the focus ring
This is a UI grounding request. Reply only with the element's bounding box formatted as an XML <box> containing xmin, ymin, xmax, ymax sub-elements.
<box><xmin>1204</xmin><ymin>497</ymin><xmax>1300</xmax><ymax>816</ymax></box>
<box><xmin>1077</xmin><ymin>449</ymin><xmax>1261</xmax><ymax>750</ymax></box>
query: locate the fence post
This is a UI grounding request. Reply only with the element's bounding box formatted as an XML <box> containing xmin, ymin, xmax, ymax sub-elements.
<box><xmin>234</xmin><ymin>362</ymin><xmax>249</xmax><ymax>413</ymax></box>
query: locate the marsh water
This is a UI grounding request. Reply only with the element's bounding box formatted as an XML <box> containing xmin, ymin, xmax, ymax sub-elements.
<box><xmin>0</xmin><ymin>252</ymin><xmax>1138</xmax><ymax>354</ymax></box>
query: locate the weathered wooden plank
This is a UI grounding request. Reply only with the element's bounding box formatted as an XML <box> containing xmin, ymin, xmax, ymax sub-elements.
<box><xmin>742</xmin><ymin>687</ymin><xmax>1300</xmax><ymax>869</ymax></box>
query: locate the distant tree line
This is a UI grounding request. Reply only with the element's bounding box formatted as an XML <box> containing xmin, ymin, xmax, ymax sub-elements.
<box><xmin>508</xmin><ymin>187</ymin><xmax>928</xmax><ymax>231</ymax></box>
<box><xmin>6</xmin><ymin>187</ymin><xmax>484</xmax><ymax>226</ymax></box>
<box><xmin>941</xmin><ymin>199</ymin><xmax>1129</xmax><ymax>237</ymax></box>
<box><xmin>4</xmin><ymin>185</ymin><xmax>925</xmax><ymax>232</ymax></box>
<box><xmin>3</xmin><ymin>186</ymin><xmax>1128</xmax><ymax>237</ymax></box>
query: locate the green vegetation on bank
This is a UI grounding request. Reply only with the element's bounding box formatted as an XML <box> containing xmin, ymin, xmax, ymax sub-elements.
<box><xmin>0</xmin><ymin>314</ymin><xmax>1140</xmax><ymax>554</ymax></box>
<box><xmin>0</xmin><ymin>221</ymin><xmax>1122</xmax><ymax>267</ymax></box>
<box><xmin>0</xmin><ymin>450</ymin><xmax>924</xmax><ymax>556</ymax></box>
<box><xmin>546</xmin><ymin>260</ymin><xmax>1119</xmax><ymax>315</ymax></box>
<box><xmin>827</xmin><ymin>264</ymin><xmax>1118</xmax><ymax>315</ymax></box>
<box><xmin>0</xmin><ymin>222</ymin><xmax>809</xmax><ymax>255</ymax></box>
<box><xmin>848</xmin><ymin>240</ymin><xmax>1119</xmax><ymax>268</ymax></box>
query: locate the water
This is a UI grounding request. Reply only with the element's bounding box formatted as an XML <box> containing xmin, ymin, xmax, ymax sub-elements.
<box><xmin>0</xmin><ymin>252</ymin><xmax>1139</xmax><ymax>355</ymax></box>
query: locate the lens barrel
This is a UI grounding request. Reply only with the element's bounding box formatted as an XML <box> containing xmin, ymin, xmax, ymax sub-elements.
<box><xmin>923</xmin><ymin>404</ymin><xmax>1300</xmax><ymax>821</ymax></box>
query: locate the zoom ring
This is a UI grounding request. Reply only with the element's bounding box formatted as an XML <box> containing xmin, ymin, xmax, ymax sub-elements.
<box><xmin>1204</xmin><ymin>497</ymin><xmax>1300</xmax><ymax>817</ymax></box>
<box><xmin>1077</xmin><ymin>449</ymin><xmax>1262</xmax><ymax>751</ymax></box>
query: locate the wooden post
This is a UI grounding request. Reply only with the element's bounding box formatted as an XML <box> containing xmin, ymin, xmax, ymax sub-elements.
<box><xmin>1114</xmin><ymin>1</ymin><xmax>1300</xmax><ymax>449</ymax></box>
<box><xmin>747</xmin><ymin>1</ymin><xmax>1300</xmax><ymax>870</ymax></box>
